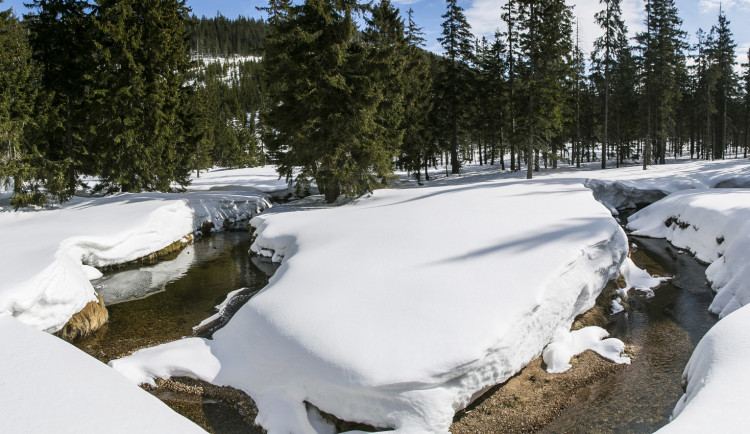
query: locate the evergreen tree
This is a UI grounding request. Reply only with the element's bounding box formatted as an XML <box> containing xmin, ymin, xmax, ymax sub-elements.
<box><xmin>263</xmin><ymin>0</ymin><xmax>395</xmax><ymax>203</ymax></box>
<box><xmin>502</xmin><ymin>0</ymin><xmax>520</xmax><ymax>171</ymax></box>
<box><xmin>398</xmin><ymin>8</ymin><xmax>434</xmax><ymax>184</ymax></box>
<box><xmin>0</xmin><ymin>4</ymin><xmax>42</xmax><ymax>206</ymax></box>
<box><xmin>363</xmin><ymin>0</ymin><xmax>407</xmax><ymax>176</ymax></box>
<box><xmin>637</xmin><ymin>0</ymin><xmax>686</xmax><ymax>167</ymax></box>
<box><xmin>516</xmin><ymin>0</ymin><xmax>573</xmax><ymax>179</ymax></box>
<box><xmin>709</xmin><ymin>7</ymin><xmax>736</xmax><ymax>159</ymax></box>
<box><xmin>25</xmin><ymin>0</ymin><xmax>95</xmax><ymax>196</ymax></box>
<box><xmin>743</xmin><ymin>47</ymin><xmax>750</xmax><ymax>158</ymax></box>
<box><xmin>91</xmin><ymin>0</ymin><xmax>193</xmax><ymax>192</ymax></box>
<box><xmin>592</xmin><ymin>0</ymin><xmax>627</xmax><ymax>169</ymax></box>
<box><xmin>437</xmin><ymin>0</ymin><xmax>473</xmax><ymax>174</ymax></box>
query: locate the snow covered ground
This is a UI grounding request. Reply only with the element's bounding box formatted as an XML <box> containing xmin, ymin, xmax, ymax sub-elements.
<box><xmin>627</xmin><ymin>189</ymin><xmax>750</xmax><ymax>319</ymax></box>
<box><xmin>2</xmin><ymin>159</ymin><xmax>749</xmax><ymax>433</ymax></box>
<box><xmin>0</xmin><ymin>190</ymin><xmax>271</xmax><ymax>333</ymax></box>
<box><xmin>186</xmin><ymin>166</ymin><xmax>290</xmax><ymax>194</ymax></box>
<box><xmin>0</xmin><ymin>313</ymin><xmax>204</xmax><ymax>433</ymax></box>
<box><xmin>111</xmin><ymin>179</ymin><xmax>632</xmax><ymax>432</ymax></box>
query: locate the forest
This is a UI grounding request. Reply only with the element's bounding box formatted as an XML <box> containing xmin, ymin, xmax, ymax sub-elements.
<box><xmin>1</xmin><ymin>0</ymin><xmax>749</xmax><ymax>206</ymax></box>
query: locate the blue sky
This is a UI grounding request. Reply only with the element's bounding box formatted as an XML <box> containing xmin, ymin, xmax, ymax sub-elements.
<box><xmin>3</xmin><ymin>0</ymin><xmax>750</xmax><ymax>65</ymax></box>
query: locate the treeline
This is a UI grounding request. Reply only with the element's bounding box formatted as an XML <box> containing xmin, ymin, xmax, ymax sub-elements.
<box><xmin>263</xmin><ymin>0</ymin><xmax>750</xmax><ymax>204</ymax></box>
<box><xmin>0</xmin><ymin>0</ymin><xmax>267</xmax><ymax>208</ymax></box>
<box><xmin>3</xmin><ymin>0</ymin><xmax>750</xmax><ymax>208</ymax></box>
<box><xmin>189</xmin><ymin>15</ymin><xmax>267</xmax><ymax>57</ymax></box>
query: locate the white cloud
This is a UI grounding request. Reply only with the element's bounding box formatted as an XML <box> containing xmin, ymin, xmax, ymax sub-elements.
<box><xmin>465</xmin><ymin>0</ymin><xmax>504</xmax><ymax>39</ymax></box>
<box><xmin>461</xmin><ymin>0</ymin><xmax>646</xmax><ymax>56</ymax></box>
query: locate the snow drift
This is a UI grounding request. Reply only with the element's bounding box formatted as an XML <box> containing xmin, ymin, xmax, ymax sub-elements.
<box><xmin>0</xmin><ymin>191</ymin><xmax>271</xmax><ymax>333</ymax></box>
<box><xmin>0</xmin><ymin>313</ymin><xmax>205</xmax><ymax>433</ymax></box>
<box><xmin>111</xmin><ymin>180</ymin><xmax>629</xmax><ymax>432</ymax></box>
<box><xmin>627</xmin><ymin>188</ymin><xmax>750</xmax><ymax>318</ymax></box>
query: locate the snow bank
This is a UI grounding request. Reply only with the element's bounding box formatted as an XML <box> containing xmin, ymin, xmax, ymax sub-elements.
<box><xmin>578</xmin><ymin>160</ymin><xmax>750</xmax><ymax>211</ymax></box>
<box><xmin>627</xmin><ymin>189</ymin><xmax>750</xmax><ymax>318</ymax></box>
<box><xmin>0</xmin><ymin>191</ymin><xmax>270</xmax><ymax>333</ymax></box>
<box><xmin>657</xmin><ymin>304</ymin><xmax>750</xmax><ymax>433</ymax></box>
<box><xmin>0</xmin><ymin>314</ymin><xmax>204</xmax><ymax>433</ymax></box>
<box><xmin>111</xmin><ymin>181</ymin><xmax>629</xmax><ymax>432</ymax></box>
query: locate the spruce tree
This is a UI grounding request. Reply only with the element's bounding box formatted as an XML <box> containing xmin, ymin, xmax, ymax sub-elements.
<box><xmin>363</xmin><ymin>0</ymin><xmax>407</xmax><ymax>175</ymax></box>
<box><xmin>592</xmin><ymin>0</ymin><xmax>627</xmax><ymax>169</ymax></box>
<box><xmin>502</xmin><ymin>0</ymin><xmax>520</xmax><ymax>171</ymax></box>
<box><xmin>91</xmin><ymin>0</ymin><xmax>193</xmax><ymax>192</ymax></box>
<box><xmin>516</xmin><ymin>0</ymin><xmax>573</xmax><ymax>179</ymax></box>
<box><xmin>437</xmin><ymin>0</ymin><xmax>473</xmax><ymax>174</ymax></box>
<box><xmin>637</xmin><ymin>0</ymin><xmax>686</xmax><ymax>167</ymax></box>
<box><xmin>0</xmin><ymin>4</ymin><xmax>40</xmax><ymax>206</ymax></box>
<box><xmin>743</xmin><ymin>47</ymin><xmax>750</xmax><ymax>158</ymax></box>
<box><xmin>263</xmin><ymin>0</ymin><xmax>395</xmax><ymax>203</ymax></box>
<box><xmin>25</xmin><ymin>0</ymin><xmax>95</xmax><ymax>196</ymax></box>
<box><xmin>398</xmin><ymin>8</ymin><xmax>434</xmax><ymax>185</ymax></box>
<box><xmin>709</xmin><ymin>7</ymin><xmax>736</xmax><ymax>159</ymax></box>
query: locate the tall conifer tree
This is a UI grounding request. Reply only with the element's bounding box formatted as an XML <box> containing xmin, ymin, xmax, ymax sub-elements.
<box><xmin>438</xmin><ymin>0</ymin><xmax>473</xmax><ymax>174</ymax></box>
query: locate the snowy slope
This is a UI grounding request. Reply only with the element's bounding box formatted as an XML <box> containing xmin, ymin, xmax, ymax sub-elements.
<box><xmin>111</xmin><ymin>180</ymin><xmax>629</xmax><ymax>432</ymax></box>
<box><xmin>0</xmin><ymin>191</ymin><xmax>270</xmax><ymax>333</ymax></box>
<box><xmin>0</xmin><ymin>313</ymin><xmax>205</xmax><ymax>433</ymax></box>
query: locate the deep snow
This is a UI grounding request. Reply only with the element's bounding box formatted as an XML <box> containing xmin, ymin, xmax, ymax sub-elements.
<box><xmin>627</xmin><ymin>189</ymin><xmax>750</xmax><ymax>318</ymax></box>
<box><xmin>0</xmin><ymin>313</ymin><xmax>205</xmax><ymax>433</ymax></box>
<box><xmin>112</xmin><ymin>180</ymin><xmax>631</xmax><ymax>433</ymax></box>
<box><xmin>0</xmin><ymin>191</ymin><xmax>271</xmax><ymax>333</ymax></box>
<box><xmin>2</xmin><ymin>159</ymin><xmax>749</xmax><ymax>433</ymax></box>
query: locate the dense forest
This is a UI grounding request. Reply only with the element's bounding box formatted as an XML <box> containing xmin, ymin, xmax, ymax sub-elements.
<box><xmin>189</xmin><ymin>14</ymin><xmax>266</xmax><ymax>56</ymax></box>
<box><xmin>1</xmin><ymin>0</ymin><xmax>749</xmax><ymax>207</ymax></box>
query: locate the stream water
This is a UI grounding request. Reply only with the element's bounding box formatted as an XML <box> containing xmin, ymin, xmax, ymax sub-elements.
<box><xmin>541</xmin><ymin>223</ymin><xmax>719</xmax><ymax>433</ymax></box>
<box><xmin>75</xmin><ymin>232</ymin><xmax>273</xmax><ymax>433</ymax></box>
<box><xmin>73</xmin><ymin>217</ymin><xmax>721</xmax><ymax>433</ymax></box>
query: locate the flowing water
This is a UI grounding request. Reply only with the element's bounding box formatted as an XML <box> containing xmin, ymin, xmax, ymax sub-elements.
<box><xmin>72</xmin><ymin>216</ymin><xmax>721</xmax><ymax>433</ymax></box>
<box><xmin>541</xmin><ymin>226</ymin><xmax>719</xmax><ymax>433</ymax></box>
<box><xmin>75</xmin><ymin>232</ymin><xmax>274</xmax><ymax>433</ymax></box>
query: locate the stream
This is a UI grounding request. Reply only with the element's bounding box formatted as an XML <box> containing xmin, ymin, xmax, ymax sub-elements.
<box><xmin>541</xmin><ymin>220</ymin><xmax>719</xmax><ymax>432</ymax></box>
<box><xmin>75</xmin><ymin>232</ymin><xmax>273</xmax><ymax>433</ymax></box>
<box><xmin>73</xmin><ymin>216</ymin><xmax>721</xmax><ymax>433</ymax></box>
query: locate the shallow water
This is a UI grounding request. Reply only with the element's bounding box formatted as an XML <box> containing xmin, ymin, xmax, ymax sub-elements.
<box><xmin>75</xmin><ymin>232</ymin><xmax>274</xmax><ymax>432</ymax></box>
<box><xmin>540</xmin><ymin>232</ymin><xmax>719</xmax><ymax>433</ymax></box>
<box><xmin>76</xmin><ymin>232</ymin><xmax>272</xmax><ymax>362</ymax></box>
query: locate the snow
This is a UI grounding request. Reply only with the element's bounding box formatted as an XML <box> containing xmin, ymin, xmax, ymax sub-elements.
<box><xmin>187</xmin><ymin>166</ymin><xmax>290</xmax><ymax>194</ymax></box>
<box><xmin>656</xmin><ymin>304</ymin><xmax>750</xmax><ymax>433</ymax></box>
<box><xmin>611</xmin><ymin>298</ymin><xmax>625</xmax><ymax>314</ymax></box>
<box><xmin>111</xmin><ymin>180</ymin><xmax>629</xmax><ymax>433</ymax></box>
<box><xmin>0</xmin><ymin>190</ymin><xmax>271</xmax><ymax>333</ymax></box>
<box><xmin>619</xmin><ymin>256</ymin><xmax>670</xmax><ymax>298</ymax></box>
<box><xmin>623</xmin><ymin>186</ymin><xmax>750</xmax><ymax>432</ymax></box>
<box><xmin>192</xmin><ymin>287</ymin><xmax>247</xmax><ymax>331</ymax></box>
<box><xmin>0</xmin><ymin>313</ymin><xmax>205</xmax><ymax>433</ymax></box>
<box><xmin>543</xmin><ymin>326</ymin><xmax>630</xmax><ymax>374</ymax></box>
<box><xmin>627</xmin><ymin>189</ymin><xmax>750</xmax><ymax>318</ymax></box>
